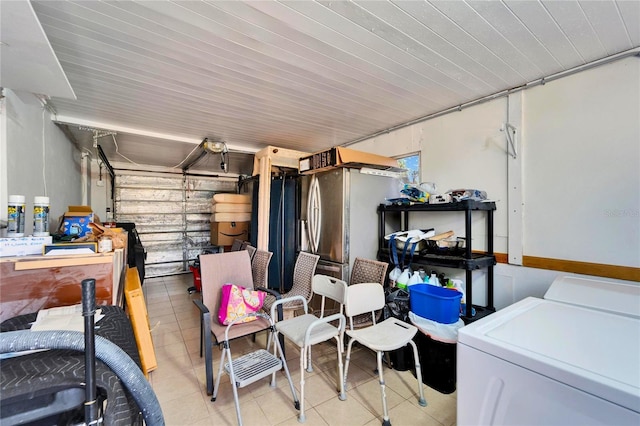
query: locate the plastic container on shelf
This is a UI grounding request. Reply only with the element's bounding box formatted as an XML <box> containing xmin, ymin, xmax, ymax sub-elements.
<box><xmin>33</xmin><ymin>196</ymin><xmax>50</xmax><ymax>237</ymax></box>
<box><xmin>98</xmin><ymin>235</ymin><xmax>113</xmax><ymax>253</ymax></box>
<box><xmin>7</xmin><ymin>195</ymin><xmax>26</xmax><ymax>237</ymax></box>
<box><xmin>428</xmin><ymin>272</ymin><xmax>439</xmax><ymax>285</ymax></box>
<box><xmin>409</xmin><ymin>284</ymin><xmax>463</xmax><ymax>324</ymax></box>
<box><xmin>396</xmin><ymin>267</ymin><xmax>410</xmax><ymax>290</ymax></box>
<box><xmin>407</xmin><ymin>271</ymin><xmax>422</xmax><ymax>286</ymax></box>
<box><xmin>103</xmin><ymin>208</ymin><xmax>116</xmax><ymax>228</ymax></box>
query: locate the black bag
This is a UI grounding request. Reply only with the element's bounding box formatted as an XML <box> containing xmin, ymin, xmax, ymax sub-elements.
<box><xmin>383</xmin><ymin>288</ymin><xmax>414</xmax><ymax>371</ymax></box>
<box><xmin>382</xmin><ymin>288</ymin><xmax>410</xmax><ymax>322</ymax></box>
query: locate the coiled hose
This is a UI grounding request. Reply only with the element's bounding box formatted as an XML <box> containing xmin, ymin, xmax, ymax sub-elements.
<box><xmin>0</xmin><ymin>330</ymin><xmax>164</xmax><ymax>426</ymax></box>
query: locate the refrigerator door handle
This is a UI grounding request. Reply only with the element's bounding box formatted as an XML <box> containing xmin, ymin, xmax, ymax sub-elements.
<box><xmin>307</xmin><ymin>177</ymin><xmax>315</xmax><ymax>253</ymax></box>
<box><xmin>307</xmin><ymin>175</ymin><xmax>322</xmax><ymax>253</ymax></box>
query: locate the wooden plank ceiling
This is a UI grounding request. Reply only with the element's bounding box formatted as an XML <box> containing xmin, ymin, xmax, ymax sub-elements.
<box><xmin>25</xmin><ymin>0</ymin><xmax>640</xmax><ymax>172</ymax></box>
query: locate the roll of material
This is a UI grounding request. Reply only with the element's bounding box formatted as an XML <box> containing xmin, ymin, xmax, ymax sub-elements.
<box><xmin>211</xmin><ymin>212</ymin><xmax>252</xmax><ymax>222</ymax></box>
<box><xmin>212</xmin><ymin>193</ymin><xmax>251</xmax><ymax>204</ymax></box>
<box><xmin>211</xmin><ymin>203</ymin><xmax>252</xmax><ymax>213</ymax></box>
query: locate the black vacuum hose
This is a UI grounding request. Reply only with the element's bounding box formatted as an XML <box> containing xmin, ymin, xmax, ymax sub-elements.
<box><xmin>0</xmin><ymin>330</ymin><xmax>164</xmax><ymax>426</ymax></box>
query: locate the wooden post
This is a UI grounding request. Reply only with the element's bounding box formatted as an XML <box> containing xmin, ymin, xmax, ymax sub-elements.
<box><xmin>253</xmin><ymin>146</ymin><xmax>310</xmax><ymax>252</ymax></box>
<box><xmin>257</xmin><ymin>156</ymin><xmax>271</xmax><ymax>251</ymax></box>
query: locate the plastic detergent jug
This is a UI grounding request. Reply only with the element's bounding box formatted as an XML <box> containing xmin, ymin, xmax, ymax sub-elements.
<box><xmin>407</xmin><ymin>271</ymin><xmax>422</xmax><ymax>286</ymax></box>
<box><xmin>450</xmin><ymin>279</ymin><xmax>466</xmax><ymax>303</ymax></box>
<box><xmin>397</xmin><ymin>268</ymin><xmax>410</xmax><ymax>290</ymax></box>
<box><xmin>428</xmin><ymin>272</ymin><xmax>439</xmax><ymax>286</ymax></box>
<box><xmin>389</xmin><ymin>266</ymin><xmax>401</xmax><ymax>287</ymax></box>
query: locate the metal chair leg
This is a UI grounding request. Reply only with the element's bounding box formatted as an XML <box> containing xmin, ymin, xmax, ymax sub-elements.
<box><xmin>211</xmin><ymin>343</ymin><xmax>227</xmax><ymax>402</ymax></box>
<box><xmin>299</xmin><ymin>344</ymin><xmax>307</xmax><ymax>422</ymax></box>
<box><xmin>342</xmin><ymin>338</ymin><xmax>356</xmax><ymax>393</ymax></box>
<box><xmin>202</xmin><ymin>311</ymin><xmax>214</xmax><ymax>395</ymax></box>
<box><xmin>199</xmin><ymin>311</ymin><xmax>204</xmax><ymax>358</ymax></box>
<box><xmin>408</xmin><ymin>340</ymin><xmax>427</xmax><ymax>407</ymax></box>
<box><xmin>224</xmin><ymin>344</ymin><xmax>244</xmax><ymax>426</ymax></box>
<box><xmin>272</xmin><ymin>329</ymin><xmax>300</xmax><ymax>414</ymax></box>
<box><xmin>337</xmin><ymin>336</ymin><xmax>346</xmax><ymax>401</ymax></box>
<box><xmin>376</xmin><ymin>351</ymin><xmax>391</xmax><ymax>426</ymax></box>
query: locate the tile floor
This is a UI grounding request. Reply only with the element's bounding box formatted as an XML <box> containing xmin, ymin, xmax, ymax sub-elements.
<box><xmin>143</xmin><ymin>274</ymin><xmax>457</xmax><ymax>426</ymax></box>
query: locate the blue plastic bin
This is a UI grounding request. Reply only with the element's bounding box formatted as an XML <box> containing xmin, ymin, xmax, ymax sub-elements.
<box><xmin>409</xmin><ymin>284</ymin><xmax>462</xmax><ymax>324</ymax></box>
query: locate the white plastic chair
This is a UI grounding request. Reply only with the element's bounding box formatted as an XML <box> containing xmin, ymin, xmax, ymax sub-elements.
<box><xmin>342</xmin><ymin>283</ymin><xmax>426</xmax><ymax>426</ymax></box>
<box><xmin>270</xmin><ymin>275</ymin><xmax>348</xmax><ymax>423</ymax></box>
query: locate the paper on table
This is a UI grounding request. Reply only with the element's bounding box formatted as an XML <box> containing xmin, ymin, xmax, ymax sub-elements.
<box><xmin>44</xmin><ymin>248</ymin><xmax>96</xmax><ymax>256</ymax></box>
<box><xmin>30</xmin><ymin>304</ymin><xmax>104</xmax><ymax>332</ymax></box>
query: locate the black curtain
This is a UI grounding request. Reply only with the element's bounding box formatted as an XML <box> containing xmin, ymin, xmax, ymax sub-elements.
<box><xmin>250</xmin><ymin>175</ymin><xmax>299</xmax><ymax>292</ymax></box>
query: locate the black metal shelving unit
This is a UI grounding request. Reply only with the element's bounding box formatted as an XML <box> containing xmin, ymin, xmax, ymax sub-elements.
<box><xmin>377</xmin><ymin>200</ymin><xmax>497</xmax><ymax>323</ymax></box>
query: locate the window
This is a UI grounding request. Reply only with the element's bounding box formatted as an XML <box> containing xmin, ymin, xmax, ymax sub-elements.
<box><xmin>396</xmin><ymin>153</ymin><xmax>420</xmax><ymax>184</ymax></box>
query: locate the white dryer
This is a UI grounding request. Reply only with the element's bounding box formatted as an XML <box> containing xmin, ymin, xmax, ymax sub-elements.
<box><xmin>457</xmin><ymin>276</ymin><xmax>640</xmax><ymax>425</ymax></box>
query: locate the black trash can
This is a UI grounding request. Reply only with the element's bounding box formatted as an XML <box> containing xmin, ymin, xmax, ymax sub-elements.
<box><xmin>389</xmin><ymin>343</ymin><xmax>414</xmax><ymax>371</ymax></box>
<box><xmin>413</xmin><ymin>330</ymin><xmax>457</xmax><ymax>394</ymax></box>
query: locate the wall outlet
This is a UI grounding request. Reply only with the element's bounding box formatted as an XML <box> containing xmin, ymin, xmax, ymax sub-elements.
<box><xmin>96</xmin><ymin>180</ymin><xmax>105</xmax><ymax>187</ymax></box>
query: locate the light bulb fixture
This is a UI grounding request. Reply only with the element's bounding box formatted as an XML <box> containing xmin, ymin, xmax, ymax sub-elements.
<box><xmin>203</xmin><ymin>139</ymin><xmax>228</xmax><ymax>154</ymax></box>
<box><xmin>201</xmin><ymin>138</ymin><xmax>229</xmax><ymax>173</ymax></box>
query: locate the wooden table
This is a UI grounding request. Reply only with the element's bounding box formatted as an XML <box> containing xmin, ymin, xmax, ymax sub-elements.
<box><xmin>0</xmin><ymin>250</ymin><xmax>124</xmax><ymax>323</ymax></box>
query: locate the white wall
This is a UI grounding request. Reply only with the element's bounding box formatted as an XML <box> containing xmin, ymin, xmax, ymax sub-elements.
<box><xmin>1</xmin><ymin>89</ymin><xmax>82</xmax><ymax>236</ymax></box>
<box><xmin>524</xmin><ymin>58</ymin><xmax>640</xmax><ymax>267</ymax></box>
<box><xmin>356</xmin><ymin>99</ymin><xmax>508</xmax><ymax>253</ymax></box>
<box><xmin>90</xmin><ymin>158</ymin><xmax>112</xmax><ymax>222</ymax></box>
<box><xmin>352</xmin><ymin>56</ymin><xmax>640</xmax><ymax>308</ymax></box>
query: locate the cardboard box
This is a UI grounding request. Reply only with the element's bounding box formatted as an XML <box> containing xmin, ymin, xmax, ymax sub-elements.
<box><xmin>210</xmin><ymin>221</ymin><xmax>249</xmax><ymax>246</ymax></box>
<box><xmin>298</xmin><ymin>146</ymin><xmax>402</xmax><ymax>174</ymax></box>
<box><xmin>0</xmin><ymin>236</ymin><xmax>53</xmax><ymax>257</ymax></box>
<box><xmin>60</xmin><ymin>206</ymin><xmax>94</xmax><ymax>237</ymax></box>
<box><xmin>125</xmin><ymin>266</ymin><xmax>157</xmax><ymax>376</ymax></box>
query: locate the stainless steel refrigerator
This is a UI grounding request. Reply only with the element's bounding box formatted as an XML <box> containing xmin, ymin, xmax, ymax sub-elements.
<box><xmin>300</xmin><ymin>167</ymin><xmax>399</xmax><ymax>282</ymax></box>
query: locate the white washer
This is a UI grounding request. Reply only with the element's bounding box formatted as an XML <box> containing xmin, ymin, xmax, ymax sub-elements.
<box><xmin>457</xmin><ymin>276</ymin><xmax>640</xmax><ymax>425</ymax></box>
